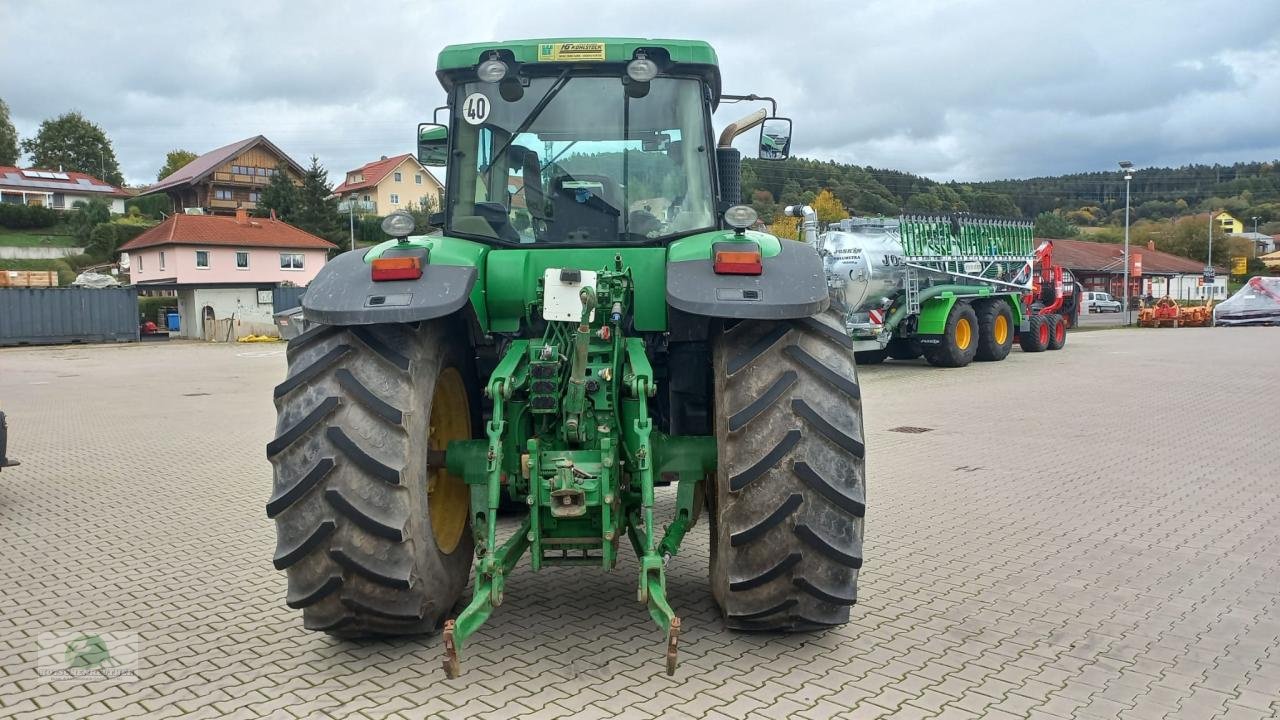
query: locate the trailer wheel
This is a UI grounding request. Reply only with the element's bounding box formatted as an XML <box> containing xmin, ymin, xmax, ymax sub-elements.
<box><xmin>710</xmin><ymin>309</ymin><xmax>866</xmax><ymax>630</ymax></box>
<box><xmin>1047</xmin><ymin>315</ymin><xmax>1067</xmax><ymax>350</ymax></box>
<box><xmin>266</xmin><ymin>320</ymin><xmax>476</xmax><ymax>636</ymax></box>
<box><xmin>1019</xmin><ymin>315</ymin><xmax>1050</xmax><ymax>352</ymax></box>
<box><xmin>973</xmin><ymin>301</ymin><xmax>1014</xmax><ymax>362</ymax></box>
<box><xmin>854</xmin><ymin>349</ymin><xmax>887</xmax><ymax>365</ymax></box>
<box><xmin>924</xmin><ymin>302</ymin><xmax>979</xmax><ymax>368</ymax></box>
<box><xmin>886</xmin><ymin>337</ymin><xmax>922</xmax><ymax>360</ymax></box>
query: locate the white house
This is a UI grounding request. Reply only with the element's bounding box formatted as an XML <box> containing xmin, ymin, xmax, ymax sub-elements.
<box><xmin>0</xmin><ymin>166</ymin><xmax>130</xmax><ymax>213</ymax></box>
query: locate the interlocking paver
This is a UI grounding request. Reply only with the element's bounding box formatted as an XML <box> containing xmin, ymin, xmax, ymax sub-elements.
<box><xmin>0</xmin><ymin>328</ymin><xmax>1277</xmax><ymax>720</ymax></box>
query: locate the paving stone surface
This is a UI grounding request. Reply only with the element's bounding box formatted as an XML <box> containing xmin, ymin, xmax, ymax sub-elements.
<box><xmin>1</xmin><ymin>327</ymin><xmax>1277</xmax><ymax>719</ymax></box>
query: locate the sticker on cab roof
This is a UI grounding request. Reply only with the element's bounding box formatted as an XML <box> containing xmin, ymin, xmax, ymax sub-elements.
<box><xmin>537</xmin><ymin>42</ymin><xmax>606</xmax><ymax>62</ymax></box>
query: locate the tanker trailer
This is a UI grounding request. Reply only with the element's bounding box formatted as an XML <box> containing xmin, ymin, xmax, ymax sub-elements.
<box><xmin>789</xmin><ymin>210</ymin><xmax>1076</xmax><ymax>368</ymax></box>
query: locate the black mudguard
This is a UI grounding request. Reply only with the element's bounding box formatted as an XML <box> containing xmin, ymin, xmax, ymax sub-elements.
<box><xmin>666</xmin><ymin>238</ymin><xmax>829</xmax><ymax>320</ymax></box>
<box><xmin>302</xmin><ymin>249</ymin><xmax>477</xmax><ymax>326</ymax></box>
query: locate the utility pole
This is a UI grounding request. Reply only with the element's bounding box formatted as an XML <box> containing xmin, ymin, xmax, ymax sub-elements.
<box><xmin>1119</xmin><ymin>161</ymin><xmax>1133</xmax><ymax>324</ymax></box>
<box><xmin>348</xmin><ymin>198</ymin><xmax>356</xmax><ymax>252</ymax></box>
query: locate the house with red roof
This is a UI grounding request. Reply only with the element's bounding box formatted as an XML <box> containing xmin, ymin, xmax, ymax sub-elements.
<box><xmin>119</xmin><ymin>209</ymin><xmax>336</xmax><ymax>340</ymax></box>
<box><xmin>0</xmin><ymin>166</ymin><xmax>131</xmax><ymax>213</ymax></box>
<box><xmin>141</xmin><ymin>135</ymin><xmax>305</xmax><ymax>216</ymax></box>
<box><xmin>1050</xmin><ymin>237</ymin><xmax>1227</xmax><ymax>302</ymax></box>
<box><xmin>332</xmin><ymin>154</ymin><xmax>443</xmax><ymax>215</ymax></box>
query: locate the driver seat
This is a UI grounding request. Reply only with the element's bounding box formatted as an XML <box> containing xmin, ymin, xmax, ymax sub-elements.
<box><xmin>550</xmin><ymin>174</ymin><xmax>621</xmax><ymax>242</ymax></box>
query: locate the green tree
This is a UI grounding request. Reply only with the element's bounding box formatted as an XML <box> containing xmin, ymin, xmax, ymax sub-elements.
<box><xmin>1033</xmin><ymin>211</ymin><xmax>1079</xmax><ymax>239</ymax></box>
<box><xmin>19</xmin><ymin>111</ymin><xmax>123</xmax><ymax>185</ymax></box>
<box><xmin>0</xmin><ymin>98</ymin><xmax>18</xmax><ymax>166</ymax></box>
<box><xmin>86</xmin><ymin>223</ymin><xmax>120</xmax><ymax>260</ymax></box>
<box><xmin>257</xmin><ymin>163</ymin><xmax>300</xmax><ymax>220</ymax></box>
<box><xmin>156</xmin><ymin>149</ymin><xmax>198</xmax><ymax>181</ymax></box>
<box><xmin>293</xmin><ymin>156</ymin><xmax>342</xmax><ymax>242</ymax></box>
<box><xmin>68</xmin><ymin>199</ymin><xmax>111</xmax><ymax>246</ymax></box>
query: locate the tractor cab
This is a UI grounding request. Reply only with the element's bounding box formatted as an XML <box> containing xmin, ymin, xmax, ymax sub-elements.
<box><xmin>419</xmin><ymin>39</ymin><xmax>790</xmax><ymax>245</ymax></box>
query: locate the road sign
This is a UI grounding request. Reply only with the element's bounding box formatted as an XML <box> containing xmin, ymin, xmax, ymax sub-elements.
<box><xmin>1232</xmin><ymin>256</ymin><xmax>1248</xmax><ymax>275</ymax></box>
<box><xmin>1203</xmin><ymin>266</ymin><xmax>1215</xmax><ymax>283</ymax></box>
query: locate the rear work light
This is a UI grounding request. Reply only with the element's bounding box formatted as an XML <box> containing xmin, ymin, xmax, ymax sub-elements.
<box><xmin>713</xmin><ymin>242</ymin><xmax>762</xmax><ymax>275</ymax></box>
<box><xmin>371</xmin><ymin>256</ymin><xmax>422</xmax><ymax>281</ymax></box>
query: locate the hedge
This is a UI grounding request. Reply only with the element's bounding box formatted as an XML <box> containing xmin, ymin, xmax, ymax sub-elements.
<box><xmin>0</xmin><ymin>203</ymin><xmax>59</xmax><ymax>230</ymax></box>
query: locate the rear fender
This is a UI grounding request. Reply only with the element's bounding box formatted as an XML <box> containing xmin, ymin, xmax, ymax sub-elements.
<box><xmin>666</xmin><ymin>237</ymin><xmax>828</xmax><ymax>320</ymax></box>
<box><xmin>302</xmin><ymin>248</ymin><xmax>478</xmax><ymax>326</ymax></box>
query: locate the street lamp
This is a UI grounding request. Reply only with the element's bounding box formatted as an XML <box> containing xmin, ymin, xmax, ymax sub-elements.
<box><xmin>1252</xmin><ymin>216</ymin><xmax>1260</xmax><ymax>234</ymax></box>
<box><xmin>1119</xmin><ymin>161</ymin><xmax>1133</xmax><ymax>324</ymax></box>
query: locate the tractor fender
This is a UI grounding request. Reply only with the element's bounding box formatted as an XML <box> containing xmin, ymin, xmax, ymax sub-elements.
<box><xmin>302</xmin><ymin>248</ymin><xmax>477</xmax><ymax>326</ymax></box>
<box><xmin>666</xmin><ymin>239</ymin><xmax>829</xmax><ymax>320</ymax></box>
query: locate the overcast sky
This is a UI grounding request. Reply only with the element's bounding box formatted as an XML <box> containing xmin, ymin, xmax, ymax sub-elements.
<box><xmin>4</xmin><ymin>0</ymin><xmax>1279</xmax><ymax>187</ymax></box>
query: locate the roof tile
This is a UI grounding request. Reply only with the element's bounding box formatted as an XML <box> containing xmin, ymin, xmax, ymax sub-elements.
<box><xmin>118</xmin><ymin>214</ymin><xmax>338</xmax><ymax>252</ymax></box>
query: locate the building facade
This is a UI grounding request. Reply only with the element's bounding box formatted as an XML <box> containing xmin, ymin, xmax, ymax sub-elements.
<box><xmin>141</xmin><ymin>136</ymin><xmax>305</xmax><ymax>216</ymax></box>
<box><xmin>0</xmin><ymin>166</ymin><xmax>129</xmax><ymax>213</ymax></box>
<box><xmin>1051</xmin><ymin>237</ymin><xmax>1228</xmax><ymax>302</ymax></box>
<box><xmin>332</xmin><ymin>154</ymin><xmax>444</xmax><ymax>215</ymax></box>
<box><xmin>120</xmin><ymin>209</ymin><xmax>336</xmax><ymax>340</ymax></box>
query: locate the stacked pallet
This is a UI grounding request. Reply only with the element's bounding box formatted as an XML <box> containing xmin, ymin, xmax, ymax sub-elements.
<box><xmin>0</xmin><ymin>270</ymin><xmax>59</xmax><ymax>288</ymax></box>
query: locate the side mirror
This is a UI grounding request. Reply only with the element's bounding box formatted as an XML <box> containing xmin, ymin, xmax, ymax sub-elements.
<box><xmin>417</xmin><ymin>122</ymin><xmax>449</xmax><ymax>166</ymax></box>
<box><xmin>759</xmin><ymin>117</ymin><xmax>792</xmax><ymax>160</ymax></box>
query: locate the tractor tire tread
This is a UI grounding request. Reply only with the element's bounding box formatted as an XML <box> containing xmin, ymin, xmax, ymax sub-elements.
<box><xmin>712</xmin><ymin>308</ymin><xmax>865</xmax><ymax>631</ymax></box>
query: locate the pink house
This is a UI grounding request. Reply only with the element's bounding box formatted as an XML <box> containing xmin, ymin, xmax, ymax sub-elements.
<box><xmin>120</xmin><ymin>209</ymin><xmax>337</xmax><ymax>340</ymax></box>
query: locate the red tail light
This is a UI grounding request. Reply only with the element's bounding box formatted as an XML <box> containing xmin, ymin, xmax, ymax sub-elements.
<box><xmin>371</xmin><ymin>256</ymin><xmax>422</xmax><ymax>281</ymax></box>
<box><xmin>713</xmin><ymin>243</ymin><xmax>762</xmax><ymax>275</ymax></box>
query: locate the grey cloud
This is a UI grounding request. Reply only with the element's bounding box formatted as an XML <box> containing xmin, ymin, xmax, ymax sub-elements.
<box><xmin>2</xmin><ymin>0</ymin><xmax>1278</xmax><ymax>186</ymax></box>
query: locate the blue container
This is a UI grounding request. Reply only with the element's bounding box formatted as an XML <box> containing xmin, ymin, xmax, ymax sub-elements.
<box><xmin>166</xmin><ymin>311</ymin><xmax>180</xmax><ymax>331</ymax></box>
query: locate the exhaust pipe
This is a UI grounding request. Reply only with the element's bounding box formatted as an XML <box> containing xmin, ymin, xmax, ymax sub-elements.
<box><xmin>784</xmin><ymin>205</ymin><xmax>818</xmax><ymax>246</ymax></box>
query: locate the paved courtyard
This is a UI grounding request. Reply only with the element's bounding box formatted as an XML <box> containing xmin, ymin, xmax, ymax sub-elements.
<box><xmin>1</xmin><ymin>327</ymin><xmax>1278</xmax><ymax>719</ymax></box>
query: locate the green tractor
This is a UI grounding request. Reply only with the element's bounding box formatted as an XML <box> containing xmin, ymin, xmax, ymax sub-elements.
<box><xmin>266</xmin><ymin>38</ymin><xmax>865</xmax><ymax>677</ymax></box>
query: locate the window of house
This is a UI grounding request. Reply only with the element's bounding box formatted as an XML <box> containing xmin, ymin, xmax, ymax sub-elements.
<box><xmin>390</xmin><ymin>194</ymin><xmax>400</xmax><ymax>205</ymax></box>
<box><xmin>415</xmin><ymin>174</ymin><xmax>422</xmax><ymax>185</ymax></box>
<box><xmin>214</xmin><ymin>189</ymin><xmax>233</xmax><ymax>200</ymax></box>
<box><xmin>394</xmin><ymin>172</ymin><xmax>402</xmax><ymax>182</ymax></box>
<box><xmin>159</xmin><ymin>251</ymin><xmax>166</xmax><ymax>270</ymax></box>
<box><xmin>249</xmin><ymin>191</ymin><xmax>261</xmax><ymax>202</ymax></box>
<box><xmin>137</xmin><ymin>255</ymin><xmax>143</xmax><ymax>271</ymax></box>
<box><xmin>257</xmin><ymin>167</ymin><xmax>269</xmax><ymax>176</ymax></box>
<box><xmin>195</xmin><ymin>250</ymin><xmax>210</xmax><ymax>268</ymax></box>
<box><xmin>236</xmin><ymin>251</ymin><xmax>250</xmax><ymax>269</ymax></box>
<box><xmin>362</xmin><ymin>194</ymin><xmax>371</xmax><ymax>202</ymax></box>
<box><xmin>280</xmin><ymin>253</ymin><xmax>305</xmax><ymax>270</ymax></box>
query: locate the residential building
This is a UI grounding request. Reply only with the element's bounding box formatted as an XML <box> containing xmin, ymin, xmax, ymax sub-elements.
<box><xmin>119</xmin><ymin>208</ymin><xmax>336</xmax><ymax>340</ymax></box>
<box><xmin>1229</xmin><ymin>231</ymin><xmax>1276</xmax><ymax>256</ymax></box>
<box><xmin>331</xmin><ymin>154</ymin><xmax>444</xmax><ymax>215</ymax></box>
<box><xmin>0</xmin><ymin>166</ymin><xmax>130</xmax><ymax>213</ymax></box>
<box><xmin>141</xmin><ymin>135</ymin><xmax>305</xmax><ymax>216</ymax></box>
<box><xmin>1211</xmin><ymin>211</ymin><xmax>1243</xmax><ymax>235</ymax></box>
<box><xmin>1050</xmin><ymin>237</ymin><xmax>1228</xmax><ymax>301</ymax></box>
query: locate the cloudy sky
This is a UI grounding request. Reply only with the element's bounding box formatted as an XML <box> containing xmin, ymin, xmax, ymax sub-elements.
<box><xmin>4</xmin><ymin>0</ymin><xmax>1279</xmax><ymax>187</ymax></box>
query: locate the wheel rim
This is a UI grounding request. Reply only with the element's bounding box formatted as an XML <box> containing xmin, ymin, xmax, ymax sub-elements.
<box><xmin>428</xmin><ymin>367</ymin><xmax>470</xmax><ymax>554</ymax></box>
<box><xmin>993</xmin><ymin>315</ymin><xmax>1009</xmax><ymax>345</ymax></box>
<box><xmin>1039</xmin><ymin>322</ymin><xmax>1050</xmax><ymax>344</ymax></box>
<box><xmin>1055</xmin><ymin>322</ymin><xmax>1065</xmax><ymax>342</ymax></box>
<box><xmin>955</xmin><ymin>317</ymin><xmax>972</xmax><ymax>351</ymax></box>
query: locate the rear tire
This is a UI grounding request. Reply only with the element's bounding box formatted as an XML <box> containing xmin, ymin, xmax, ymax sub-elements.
<box><xmin>710</xmin><ymin>309</ymin><xmax>866</xmax><ymax>630</ymax></box>
<box><xmin>1019</xmin><ymin>315</ymin><xmax>1050</xmax><ymax>352</ymax></box>
<box><xmin>266</xmin><ymin>321</ymin><xmax>475</xmax><ymax>636</ymax></box>
<box><xmin>924</xmin><ymin>302</ymin><xmax>978</xmax><ymax>368</ymax></box>
<box><xmin>973</xmin><ymin>300</ymin><xmax>1013</xmax><ymax>362</ymax></box>
<box><xmin>1047</xmin><ymin>315</ymin><xmax>1067</xmax><ymax>350</ymax></box>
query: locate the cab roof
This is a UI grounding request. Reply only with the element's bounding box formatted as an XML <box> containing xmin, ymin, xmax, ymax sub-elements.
<box><xmin>436</xmin><ymin>38</ymin><xmax>721</xmax><ymax>101</ymax></box>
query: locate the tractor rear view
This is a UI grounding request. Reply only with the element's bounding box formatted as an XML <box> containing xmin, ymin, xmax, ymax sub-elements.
<box><xmin>265</xmin><ymin>38</ymin><xmax>865</xmax><ymax>678</ymax></box>
<box><xmin>801</xmin><ymin>213</ymin><xmax>1079</xmax><ymax>367</ymax></box>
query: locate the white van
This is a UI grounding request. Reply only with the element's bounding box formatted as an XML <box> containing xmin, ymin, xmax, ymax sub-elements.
<box><xmin>1082</xmin><ymin>291</ymin><xmax>1121</xmax><ymax>313</ymax></box>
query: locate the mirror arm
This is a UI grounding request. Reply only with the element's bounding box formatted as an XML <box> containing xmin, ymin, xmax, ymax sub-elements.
<box><xmin>721</xmin><ymin>94</ymin><xmax>778</xmax><ymax>116</ymax></box>
<box><xmin>432</xmin><ymin>105</ymin><xmax>449</xmax><ymax>124</ymax></box>
<box><xmin>716</xmin><ymin>108</ymin><xmax>767</xmax><ymax>148</ymax></box>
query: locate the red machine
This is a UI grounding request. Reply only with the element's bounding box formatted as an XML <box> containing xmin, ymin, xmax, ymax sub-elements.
<box><xmin>1012</xmin><ymin>240</ymin><xmax>1081</xmax><ymax>351</ymax></box>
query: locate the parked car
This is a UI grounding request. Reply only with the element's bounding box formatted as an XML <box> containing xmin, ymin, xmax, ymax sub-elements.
<box><xmin>1082</xmin><ymin>291</ymin><xmax>1122</xmax><ymax>313</ymax></box>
